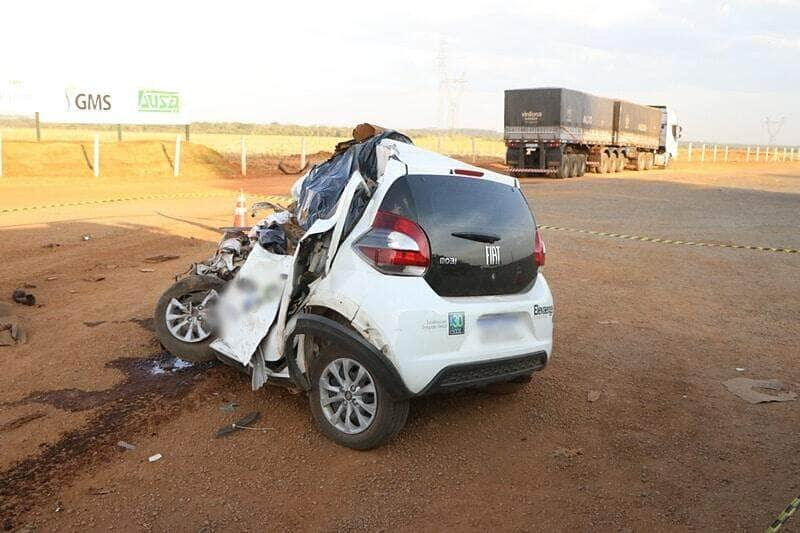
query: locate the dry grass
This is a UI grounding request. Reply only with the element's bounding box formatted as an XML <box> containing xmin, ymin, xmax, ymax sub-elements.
<box><xmin>1</xmin><ymin>126</ymin><xmax>506</xmax><ymax>158</ymax></box>
<box><xmin>3</xmin><ymin>126</ymin><xmax>797</xmax><ymax>163</ymax></box>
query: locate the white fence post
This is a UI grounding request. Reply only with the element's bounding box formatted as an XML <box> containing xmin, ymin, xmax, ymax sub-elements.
<box><xmin>688</xmin><ymin>143</ymin><xmax>693</xmax><ymax>162</ymax></box>
<box><xmin>701</xmin><ymin>144</ymin><xmax>706</xmax><ymax>162</ymax></box>
<box><xmin>471</xmin><ymin>138</ymin><xmax>476</xmax><ymax>163</ymax></box>
<box><xmin>765</xmin><ymin>146</ymin><xmax>770</xmax><ymax>162</ymax></box>
<box><xmin>93</xmin><ymin>134</ymin><xmax>100</xmax><ymax>177</ymax></box>
<box><xmin>0</xmin><ymin>132</ymin><xmax>3</xmax><ymax>177</ymax></box>
<box><xmin>712</xmin><ymin>144</ymin><xmax>717</xmax><ymax>163</ymax></box>
<box><xmin>756</xmin><ymin>146</ymin><xmax>760</xmax><ymax>162</ymax></box>
<box><xmin>299</xmin><ymin>137</ymin><xmax>306</xmax><ymax>170</ymax></box>
<box><xmin>240</xmin><ymin>137</ymin><xmax>247</xmax><ymax>176</ymax></box>
<box><xmin>746</xmin><ymin>146</ymin><xmax>750</xmax><ymax>162</ymax></box>
<box><xmin>791</xmin><ymin>148</ymin><xmax>795</xmax><ymax>162</ymax></box>
<box><xmin>782</xmin><ymin>147</ymin><xmax>787</xmax><ymax>162</ymax></box>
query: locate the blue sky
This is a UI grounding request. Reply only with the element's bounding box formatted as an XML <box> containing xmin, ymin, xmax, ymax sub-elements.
<box><xmin>2</xmin><ymin>0</ymin><xmax>798</xmax><ymax>144</ymax></box>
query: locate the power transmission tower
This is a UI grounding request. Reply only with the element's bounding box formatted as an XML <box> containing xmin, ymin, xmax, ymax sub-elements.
<box><xmin>763</xmin><ymin>115</ymin><xmax>786</xmax><ymax>145</ymax></box>
<box><xmin>435</xmin><ymin>39</ymin><xmax>468</xmax><ymax>131</ymax></box>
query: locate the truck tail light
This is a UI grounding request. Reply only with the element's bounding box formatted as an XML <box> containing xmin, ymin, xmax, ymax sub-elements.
<box><xmin>354</xmin><ymin>210</ymin><xmax>431</xmax><ymax>276</ymax></box>
<box><xmin>534</xmin><ymin>229</ymin><xmax>546</xmax><ymax>266</ymax></box>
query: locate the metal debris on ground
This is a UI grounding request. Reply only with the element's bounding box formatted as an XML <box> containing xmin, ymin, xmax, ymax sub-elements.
<box><xmin>148</xmin><ymin>453</ymin><xmax>162</xmax><ymax>462</ymax></box>
<box><xmin>82</xmin><ymin>235</ymin><xmax>91</xmax><ymax>241</ymax></box>
<box><xmin>215</xmin><ymin>411</ymin><xmax>272</xmax><ymax>437</ymax></box>
<box><xmin>553</xmin><ymin>447</ymin><xmax>583</xmax><ymax>459</ymax></box>
<box><xmin>144</xmin><ymin>255</ymin><xmax>180</xmax><ymax>263</ymax></box>
<box><xmin>0</xmin><ymin>314</ymin><xmax>27</xmax><ymax>346</ymax></box>
<box><xmin>219</xmin><ymin>402</ymin><xmax>238</xmax><ymax>413</ymax></box>
<box><xmin>139</xmin><ymin>268</ymin><xmax>155</xmax><ymax>273</ymax></box>
<box><xmin>116</xmin><ymin>440</ymin><xmax>136</xmax><ymax>451</ymax></box>
<box><xmin>12</xmin><ymin>289</ymin><xmax>35</xmax><ymax>306</ymax></box>
<box><xmin>723</xmin><ymin>378</ymin><xmax>797</xmax><ymax>404</ymax></box>
<box><xmin>82</xmin><ymin>276</ymin><xmax>106</xmax><ymax>283</ymax></box>
<box><xmin>587</xmin><ymin>390</ymin><xmax>601</xmax><ymax>402</ymax></box>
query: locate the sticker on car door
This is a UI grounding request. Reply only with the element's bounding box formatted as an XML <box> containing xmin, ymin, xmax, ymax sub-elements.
<box><xmin>448</xmin><ymin>312</ymin><xmax>465</xmax><ymax>335</ymax></box>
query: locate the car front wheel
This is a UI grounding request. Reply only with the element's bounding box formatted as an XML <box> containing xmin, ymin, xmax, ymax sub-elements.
<box><xmin>309</xmin><ymin>348</ymin><xmax>409</xmax><ymax>450</ymax></box>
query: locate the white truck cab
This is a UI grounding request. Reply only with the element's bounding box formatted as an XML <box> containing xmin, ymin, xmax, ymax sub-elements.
<box><xmin>653</xmin><ymin>106</ymin><xmax>681</xmax><ymax>166</ymax></box>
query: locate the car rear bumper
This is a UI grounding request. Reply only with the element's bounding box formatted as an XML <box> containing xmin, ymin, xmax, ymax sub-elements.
<box><xmin>417</xmin><ymin>351</ymin><xmax>548</xmax><ymax>396</ymax></box>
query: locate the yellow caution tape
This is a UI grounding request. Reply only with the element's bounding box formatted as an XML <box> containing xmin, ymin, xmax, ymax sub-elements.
<box><xmin>767</xmin><ymin>495</ymin><xmax>800</xmax><ymax>532</ymax></box>
<box><xmin>0</xmin><ymin>193</ymin><xmax>293</xmax><ymax>215</ymax></box>
<box><xmin>538</xmin><ymin>225</ymin><xmax>798</xmax><ymax>255</ymax></box>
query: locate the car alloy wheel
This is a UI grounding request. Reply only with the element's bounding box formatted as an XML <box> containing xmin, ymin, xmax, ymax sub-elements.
<box><xmin>318</xmin><ymin>357</ymin><xmax>377</xmax><ymax>434</ymax></box>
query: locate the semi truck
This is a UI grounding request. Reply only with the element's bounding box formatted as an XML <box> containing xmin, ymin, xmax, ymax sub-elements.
<box><xmin>504</xmin><ymin>87</ymin><xmax>680</xmax><ymax>178</ymax></box>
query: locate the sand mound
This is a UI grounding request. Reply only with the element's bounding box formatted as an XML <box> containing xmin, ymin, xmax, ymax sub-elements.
<box><xmin>1</xmin><ymin>141</ymin><xmax>235</xmax><ymax>180</ymax></box>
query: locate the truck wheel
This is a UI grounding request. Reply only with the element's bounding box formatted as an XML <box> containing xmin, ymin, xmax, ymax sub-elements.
<box><xmin>309</xmin><ymin>347</ymin><xmax>409</xmax><ymax>450</ymax></box>
<box><xmin>636</xmin><ymin>153</ymin><xmax>645</xmax><ymax>171</ymax></box>
<box><xmin>609</xmin><ymin>153</ymin><xmax>619</xmax><ymax>173</ymax></box>
<box><xmin>577</xmin><ymin>155</ymin><xmax>587</xmax><ymax>176</ymax></box>
<box><xmin>599</xmin><ymin>153</ymin><xmax>610</xmax><ymax>174</ymax></box>
<box><xmin>646</xmin><ymin>153</ymin><xmax>655</xmax><ymax>170</ymax></box>
<box><xmin>556</xmin><ymin>157</ymin><xmax>570</xmax><ymax>179</ymax></box>
<box><xmin>154</xmin><ymin>275</ymin><xmax>225</xmax><ymax>363</ymax></box>
<box><xmin>568</xmin><ymin>155</ymin><xmax>579</xmax><ymax>177</ymax></box>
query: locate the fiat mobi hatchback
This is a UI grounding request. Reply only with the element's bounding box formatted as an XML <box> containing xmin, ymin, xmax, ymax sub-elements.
<box><xmin>154</xmin><ymin>129</ymin><xmax>554</xmax><ymax>449</ymax></box>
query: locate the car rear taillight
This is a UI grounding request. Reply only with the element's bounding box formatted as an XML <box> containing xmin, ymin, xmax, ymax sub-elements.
<box><xmin>354</xmin><ymin>210</ymin><xmax>431</xmax><ymax>276</ymax></box>
<box><xmin>534</xmin><ymin>229</ymin><xmax>546</xmax><ymax>266</ymax></box>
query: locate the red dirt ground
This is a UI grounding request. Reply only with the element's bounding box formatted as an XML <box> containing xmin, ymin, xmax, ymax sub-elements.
<box><xmin>0</xmin><ymin>156</ymin><xmax>799</xmax><ymax>532</ymax></box>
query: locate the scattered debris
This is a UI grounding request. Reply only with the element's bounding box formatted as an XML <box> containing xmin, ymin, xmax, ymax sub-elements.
<box><xmin>54</xmin><ymin>503</ymin><xmax>62</xmax><ymax>512</ymax></box>
<box><xmin>215</xmin><ymin>411</ymin><xmax>271</xmax><ymax>437</ymax></box>
<box><xmin>148</xmin><ymin>453</ymin><xmax>162</xmax><ymax>462</ymax></box>
<box><xmin>139</xmin><ymin>268</ymin><xmax>155</xmax><ymax>273</ymax></box>
<box><xmin>597</xmin><ymin>320</ymin><xmax>620</xmax><ymax>325</ymax></box>
<box><xmin>0</xmin><ymin>314</ymin><xmax>27</xmax><ymax>346</ymax></box>
<box><xmin>144</xmin><ymin>254</ymin><xmax>180</xmax><ymax>264</ymax></box>
<box><xmin>82</xmin><ymin>235</ymin><xmax>91</xmax><ymax>241</ymax></box>
<box><xmin>82</xmin><ymin>276</ymin><xmax>106</xmax><ymax>283</ymax></box>
<box><xmin>117</xmin><ymin>440</ymin><xmax>136</xmax><ymax>451</ymax></box>
<box><xmin>587</xmin><ymin>390</ymin><xmax>601</xmax><ymax>402</ymax></box>
<box><xmin>150</xmin><ymin>357</ymin><xmax>193</xmax><ymax>375</ymax></box>
<box><xmin>723</xmin><ymin>378</ymin><xmax>797</xmax><ymax>404</ymax></box>
<box><xmin>12</xmin><ymin>289</ymin><xmax>36</xmax><ymax>306</ymax></box>
<box><xmin>735</xmin><ymin>367</ymin><xmax>746</xmax><ymax>372</ymax></box>
<box><xmin>553</xmin><ymin>447</ymin><xmax>583</xmax><ymax>459</ymax></box>
<box><xmin>21</xmin><ymin>283</ymin><xmax>36</xmax><ymax>289</ymax></box>
<box><xmin>45</xmin><ymin>276</ymin><xmax>58</xmax><ymax>281</ymax></box>
<box><xmin>83</xmin><ymin>321</ymin><xmax>106</xmax><ymax>328</ymax></box>
<box><xmin>42</xmin><ymin>243</ymin><xmax>60</xmax><ymax>249</ymax></box>
<box><xmin>219</xmin><ymin>402</ymin><xmax>239</xmax><ymax>413</ymax></box>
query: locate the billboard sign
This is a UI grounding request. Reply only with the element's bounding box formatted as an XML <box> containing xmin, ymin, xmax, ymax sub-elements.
<box><xmin>27</xmin><ymin>84</ymin><xmax>188</xmax><ymax>124</ymax></box>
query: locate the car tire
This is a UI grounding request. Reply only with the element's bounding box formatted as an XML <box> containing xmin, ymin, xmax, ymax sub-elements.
<box><xmin>646</xmin><ymin>152</ymin><xmax>655</xmax><ymax>170</ymax></box>
<box><xmin>609</xmin><ymin>153</ymin><xmax>618</xmax><ymax>173</ymax></box>
<box><xmin>308</xmin><ymin>342</ymin><xmax>409</xmax><ymax>450</ymax></box>
<box><xmin>616</xmin><ymin>153</ymin><xmax>626</xmax><ymax>172</ymax></box>
<box><xmin>154</xmin><ymin>275</ymin><xmax>225</xmax><ymax>363</ymax></box>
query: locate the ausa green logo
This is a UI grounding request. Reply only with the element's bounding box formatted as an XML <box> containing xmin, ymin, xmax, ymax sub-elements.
<box><xmin>137</xmin><ymin>90</ymin><xmax>180</xmax><ymax>113</ymax></box>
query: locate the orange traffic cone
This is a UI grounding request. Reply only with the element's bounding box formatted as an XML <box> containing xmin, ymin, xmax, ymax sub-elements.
<box><xmin>233</xmin><ymin>190</ymin><xmax>248</xmax><ymax>227</ymax></box>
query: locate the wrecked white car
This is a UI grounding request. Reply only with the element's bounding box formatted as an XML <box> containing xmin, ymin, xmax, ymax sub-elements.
<box><xmin>154</xmin><ymin>129</ymin><xmax>554</xmax><ymax>449</ymax></box>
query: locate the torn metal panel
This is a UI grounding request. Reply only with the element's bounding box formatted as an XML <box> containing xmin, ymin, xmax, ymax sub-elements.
<box><xmin>210</xmin><ymin>245</ymin><xmax>293</xmax><ymax>366</ymax></box>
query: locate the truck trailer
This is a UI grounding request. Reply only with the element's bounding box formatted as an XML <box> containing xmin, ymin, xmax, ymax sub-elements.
<box><xmin>504</xmin><ymin>87</ymin><xmax>680</xmax><ymax>178</ymax></box>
